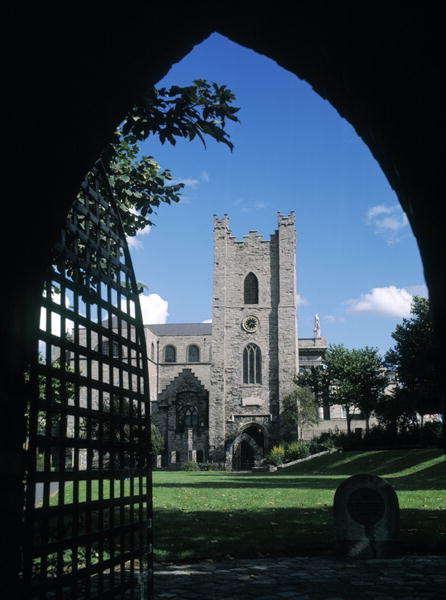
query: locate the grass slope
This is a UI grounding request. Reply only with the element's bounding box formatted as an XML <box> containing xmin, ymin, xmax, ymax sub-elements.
<box><xmin>153</xmin><ymin>449</ymin><xmax>445</xmax><ymax>562</ymax></box>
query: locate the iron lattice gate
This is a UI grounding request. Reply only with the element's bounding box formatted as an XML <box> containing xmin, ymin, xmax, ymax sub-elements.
<box><xmin>22</xmin><ymin>166</ymin><xmax>152</xmax><ymax>599</ymax></box>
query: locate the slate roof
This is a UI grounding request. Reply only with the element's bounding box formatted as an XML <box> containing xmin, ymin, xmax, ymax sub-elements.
<box><xmin>145</xmin><ymin>323</ymin><xmax>212</xmax><ymax>336</ymax></box>
<box><xmin>298</xmin><ymin>337</ymin><xmax>328</xmax><ymax>349</ymax></box>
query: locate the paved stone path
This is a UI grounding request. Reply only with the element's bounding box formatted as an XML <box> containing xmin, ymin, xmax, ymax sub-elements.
<box><xmin>154</xmin><ymin>555</ymin><xmax>446</xmax><ymax>599</ymax></box>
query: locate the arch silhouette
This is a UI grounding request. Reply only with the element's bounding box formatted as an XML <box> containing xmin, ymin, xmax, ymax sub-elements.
<box><xmin>5</xmin><ymin>7</ymin><xmax>446</xmax><ymax>587</ymax></box>
<box><xmin>226</xmin><ymin>423</ymin><xmax>267</xmax><ymax>469</ymax></box>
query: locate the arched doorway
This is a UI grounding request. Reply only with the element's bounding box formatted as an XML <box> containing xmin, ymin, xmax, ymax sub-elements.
<box><xmin>232</xmin><ymin>425</ymin><xmax>265</xmax><ymax>471</ymax></box>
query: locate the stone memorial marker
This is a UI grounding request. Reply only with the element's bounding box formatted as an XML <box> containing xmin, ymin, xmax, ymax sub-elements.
<box><xmin>333</xmin><ymin>473</ymin><xmax>399</xmax><ymax>559</ymax></box>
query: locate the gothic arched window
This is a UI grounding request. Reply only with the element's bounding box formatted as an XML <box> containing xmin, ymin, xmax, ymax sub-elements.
<box><xmin>187</xmin><ymin>344</ymin><xmax>200</xmax><ymax>362</ymax></box>
<box><xmin>243</xmin><ymin>343</ymin><xmax>262</xmax><ymax>384</ymax></box>
<box><xmin>164</xmin><ymin>345</ymin><xmax>176</xmax><ymax>363</ymax></box>
<box><xmin>150</xmin><ymin>342</ymin><xmax>155</xmax><ymax>360</ymax></box>
<box><xmin>244</xmin><ymin>272</ymin><xmax>259</xmax><ymax>304</ymax></box>
<box><xmin>177</xmin><ymin>406</ymin><xmax>199</xmax><ymax>433</ymax></box>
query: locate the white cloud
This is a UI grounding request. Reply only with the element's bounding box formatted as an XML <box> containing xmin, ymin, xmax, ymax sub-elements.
<box><xmin>345</xmin><ymin>286</ymin><xmax>414</xmax><ymax>317</ymax></box>
<box><xmin>202</xmin><ymin>319</ymin><xmax>212</xmax><ymax>323</ymax></box>
<box><xmin>367</xmin><ymin>205</ymin><xmax>393</xmax><ymax>219</ymax></box>
<box><xmin>126</xmin><ymin>218</ymin><xmax>152</xmax><ymax>250</ymax></box>
<box><xmin>139</xmin><ymin>293</ymin><xmax>169</xmax><ymax>324</ymax></box>
<box><xmin>366</xmin><ymin>204</ymin><xmax>409</xmax><ymax>244</ymax></box>
<box><xmin>174</xmin><ymin>171</ymin><xmax>210</xmax><ymax>188</ymax></box>
<box><xmin>323</xmin><ymin>314</ymin><xmax>346</xmax><ymax>324</ymax></box>
<box><xmin>241</xmin><ymin>201</ymin><xmax>269</xmax><ymax>213</ymax></box>
<box><xmin>296</xmin><ymin>294</ymin><xmax>308</xmax><ymax>306</ymax></box>
<box><xmin>127</xmin><ymin>236</ymin><xmax>142</xmax><ymax>249</ymax></box>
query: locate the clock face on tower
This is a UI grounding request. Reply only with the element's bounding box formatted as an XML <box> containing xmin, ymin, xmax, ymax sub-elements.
<box><xmin>242</xmin><ymin>315</ymin><xmax>259</xmax><ymax>333</ymax></box>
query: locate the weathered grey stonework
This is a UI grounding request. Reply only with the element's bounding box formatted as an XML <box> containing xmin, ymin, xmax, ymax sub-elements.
<box><xmin>209</xmin><ymin>213</ymin><xmax>298</xmax><ymax>464</ymax></box>
<box><xmin>72</xmin><ymin>214</ymin><xmax>353</xmax><ymax>469</ymax></box>
<box><xmin>153</xmin><ymin>368</ymin><xmax>209</xmax><ymax>464</ymax></box>
<box><xmin>147</xmin><ymin>214</ymin><xmax>301</xmax><ymax>468</ymax></box>
<box><xmin>147</xmin><ymin>213</ymin><xmax>349</xmax><ymax>469</ymax></box>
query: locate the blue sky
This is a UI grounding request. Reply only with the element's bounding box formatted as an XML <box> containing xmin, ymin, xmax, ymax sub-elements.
<box><xmin>128</xmin><ymin>33</ymin><xmax>426</xmax><ymax>355</ymax></box>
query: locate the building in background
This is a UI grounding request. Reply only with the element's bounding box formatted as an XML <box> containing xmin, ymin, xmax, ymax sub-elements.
<box><xmin>148</xmin><ymin>214</ymin><xmax>357</xmax><ymax>469</ymax></box>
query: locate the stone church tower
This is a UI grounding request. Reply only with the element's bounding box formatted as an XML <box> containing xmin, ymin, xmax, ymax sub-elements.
<box><xmin>209</xmin><ymin>213</ymin><xmax>298</xmax><ymax>466</ymax></box>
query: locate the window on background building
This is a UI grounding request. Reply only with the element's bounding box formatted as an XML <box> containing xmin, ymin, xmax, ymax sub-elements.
<box><xmin>100</xmin><ymin>340</ymin><xmax>120</xmax><ymax>358</ymax></box>
<box><xmin>177</xmin><ymin>405</ymin><xmax>200</xmax><ymax>433</ymax></box>
<box><xmin>164</xmin><ymin>345</ymin><xmax>176</xmax><ymax>363</ymax></box>
<box><xmin>187</xmin><ymin>344</ymin><xmax>200</xmax><ymax>362</ymax></box>
<box><xmin>243</xmin><ymin>343</ymin><xmax>262</xmax><ymax>384</ymax></box>
<box><xmin>323</xmin><ymin>401</ymin><xmax>331</xmax><ymax>420</ymax></box>
<box><xmin>151</xmin><ymin>342</ymin><xmax>155</xmax><ymax>360</ymax></box>
<box><xmin>244</xmin><ymin>272</ymin><xmax>259</xmax><ymax>304</ymax></box>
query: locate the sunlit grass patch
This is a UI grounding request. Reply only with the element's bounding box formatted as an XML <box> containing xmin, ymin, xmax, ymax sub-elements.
<box><xmin>152</xmin><ymin>449</ymin><xmax>445</xmax><ymax>562</ymax></box>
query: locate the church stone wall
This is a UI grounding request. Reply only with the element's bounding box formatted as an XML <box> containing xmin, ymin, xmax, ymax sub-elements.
<box><xmin>210</xmin><ymin>213</ymin><xmax>298</xmax><ymax>461</ymax></box>
<box><xmin>144</xmin><ymin>328</ymin><xmax>211</xmax><ymax>401</ymax></box>
<box><xmin>146</xmin><ymin>213</ymin><xmax>360</xmax><ymax>469</ymax></box>
<box><xmin>156</xmin><ymin>334</ymin><xmax>211</xmax><ymax>395</ymax></box>
<box><xmin>145</xmin><ymin>327</ymin><xmax>158</xmax><ymax>401</ymax></box>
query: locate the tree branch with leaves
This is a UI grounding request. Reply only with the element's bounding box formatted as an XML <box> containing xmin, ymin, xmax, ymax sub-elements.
<box><xmin>99</xmin><ymin>80</ymin><xmax>240</xmax><ymax>238</ymax></box>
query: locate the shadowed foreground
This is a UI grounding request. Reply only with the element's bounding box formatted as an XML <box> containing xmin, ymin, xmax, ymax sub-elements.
<box><xmin>154</xmin><ymin>554</ymin><xmax>446</xmax><ymax>600</ymax></box>
<box><xmin>153</xmin><ymin>450</ymin><xmax>446</xmax><ymax>562</ymax></box>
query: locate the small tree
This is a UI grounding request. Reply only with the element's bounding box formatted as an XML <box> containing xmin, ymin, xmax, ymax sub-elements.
<box><xmin>374</xmin><ymin>386</ymin><xmax>419</xmax><ymax>436</ymax></box>
<box><xmin>282</xmin><ymin>384</ymin><xmax>320</xmax><ymax>440</ymax></box>
<box><xmin>319</xmin><ymin>344</ymin><xmax>386</xmax><ymax>434</ymax></box>
<box><xmin>323</xmin><ymin>345</ymin><xmax>357</xmax><ymax>434</ymax></box>
<box><xmin>385</xmin><ymin>297</ymin><xmax>440</xmax><ymax>416</ymax></box>
<box><xmin>350</xmin><ymin>347</ymin><xmax>387</xmax><ymax>434</ymax></box>
<box><xmin>150</xmin><ymin>423</ymin><xmax>164</xmax><ymax>457</ymax></box>
<box><xmin>298</xmin><ymin>365</ymin><xmax>330</xmax><ymax>418</ymax></box>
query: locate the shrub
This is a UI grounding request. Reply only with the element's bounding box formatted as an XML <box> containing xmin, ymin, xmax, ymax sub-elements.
<box><xmin>315</xmin><ymin>431</ymin><xmax>341</xmax><ymax>450</ymax></box>
<box><xmin>182</xmin><ymin>460</ymin><xmax>200</xmax><ymax>471</ymax></box>
<box><xmin>198</xmin><ymin>462</ymin><xmax>226</xmax><ymax>471</ymax></box>
<box><xmin>267</xmin><ymin>445</ymin><xmax>285</xmax><ymax>465</ymax></box>
<box><xmin>284</xmin><ymin>440</ymin><xmax>310</xmax><ymax>462</ymax></box>
<box><xmin>309</xmin><ymin>439</ymin><xmax>324</xmax><ymax>454</ymax></box>
<box><xmin>420</xmin><ymin>421</ymin><xmax>443</xmax><ymax>446</ymax></box>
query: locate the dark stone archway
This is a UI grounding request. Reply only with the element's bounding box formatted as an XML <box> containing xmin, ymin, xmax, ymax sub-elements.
<box><xmin>4</xmin><ymin>4</ymin><xmax>446</xmax><ymax>591</ymax></box>
<box><xmin>228</xmin><ymin>424</ymin><xmax>266</xmax><ymax>470</ymax></box>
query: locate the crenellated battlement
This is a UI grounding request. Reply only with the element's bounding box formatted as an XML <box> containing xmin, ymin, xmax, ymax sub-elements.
<box><xmin>278</xmin><ymin>210</ymin><xmax>295</xmax><ymax>228</ymax></box>
<box><xmin>214</xmin><ymin>212</ymin><xmax>295</xmax><ymax>246</ymax></box>
<box><xmin>213</xmin><ymin>214</ymin><xmax>230</xmax><ymax>231</ymax></box>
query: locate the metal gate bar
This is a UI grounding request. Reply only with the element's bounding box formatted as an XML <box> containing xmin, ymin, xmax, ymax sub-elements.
<box><xmin>22</xmin><ymin>165</ymin><xmax>152</xmax><ymax>599</ymax></box>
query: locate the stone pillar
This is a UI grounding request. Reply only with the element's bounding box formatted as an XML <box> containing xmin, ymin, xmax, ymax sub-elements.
<box><xmin>187</xmin><ymin>427</ymin><xmax>193</xmax><ymax>460</ymax></box>
<box><xmin>209</xmin><ymin>215</ymin><xmax>229</xmax><ymax>461</ymax></box>
<box><xmin>277</xmin><ymin>212</ymin><xmax>298</xmax><ymax>436</ymax></box>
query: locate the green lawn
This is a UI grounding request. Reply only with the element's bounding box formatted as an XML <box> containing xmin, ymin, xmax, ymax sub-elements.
<box><xmin>49</xmin><ymin>449</ymin><xmax>445</xmax><ymax>563</ymax></box>
<box><xmin>152</xmin><ymin>449</ymin><xmax>446</xmax><ymax>562</ymax></box>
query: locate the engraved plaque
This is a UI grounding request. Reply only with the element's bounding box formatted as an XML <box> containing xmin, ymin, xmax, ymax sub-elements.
<box><xmin>347</xmin><ymin>487</ymin><xmax>385</xmax><ymax>526</ymax></box>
